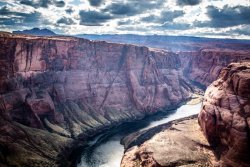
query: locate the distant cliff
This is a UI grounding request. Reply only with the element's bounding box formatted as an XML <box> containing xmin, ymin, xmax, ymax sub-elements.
<box><xmin>179</xmin><ymin>49</ymin><xmax>250</xmax><ymax>86</ymax></box>
<box><xmin>76</xmin><ymin>34</ymin><xmax>250</xmax><ymax>52</ymax></box>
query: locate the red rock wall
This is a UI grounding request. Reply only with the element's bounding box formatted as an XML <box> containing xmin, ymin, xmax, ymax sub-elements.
<box><xmin>179</xmin><ymin>49</ymin><xmax>250</xmax><ymax>87</ymax></box>
<box><xmin>1</xmin><ymin>33</ymin><xmax>249</xmax><ymax>137</ymax></box>
<box><xmin>0</xmin><ymin>33</ymin><xmax>192</xmax><ymax>138</ymax></box>
<box><xmin>199</xmin><ymin>62</ymin><xmax>250</xmax><ymax>166</ymax></box>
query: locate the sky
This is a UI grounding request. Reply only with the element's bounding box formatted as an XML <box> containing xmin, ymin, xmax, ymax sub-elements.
<box><xmin>0</xmin><ymin>0</ymin><xmax>250</xmax><ymax>39</ymax></box>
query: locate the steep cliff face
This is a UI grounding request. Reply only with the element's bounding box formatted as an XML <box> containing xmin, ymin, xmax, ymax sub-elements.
<box><xmin>179</xmin><ymin>49</ymin><xmax>250</xmax><ymax>87</ymax></box>
<box><xmin>0</xmin><ymin>33</ymin><xmax>192</xmax><ymax>166</ymax></box>
<box><xmin>0</xmin><ymin>33</ymin><xmax>191</xmax><ymax>132</ymax></box>
<box><xmin>199</xmin><ymin>62</ymin><xmax>250</xmax><ymax>166</ymax></box>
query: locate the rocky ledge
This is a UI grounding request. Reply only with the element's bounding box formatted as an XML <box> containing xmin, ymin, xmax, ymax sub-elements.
<box><xmin>121</xmin><ymin>116</ymin><xmax>216</xmax><ymax>167</ymax></box>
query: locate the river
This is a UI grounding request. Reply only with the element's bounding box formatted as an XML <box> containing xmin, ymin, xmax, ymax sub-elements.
<box><xmin>77</xmin><ymin>101</ymin><xmax>202</xmax><ymax>167</ymax></box>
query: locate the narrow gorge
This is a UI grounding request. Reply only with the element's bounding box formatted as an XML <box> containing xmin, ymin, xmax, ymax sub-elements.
<box><xmin>0</xmin><ymin>32</ymin><xmax>249</xmax><ymax>167</ymax></box>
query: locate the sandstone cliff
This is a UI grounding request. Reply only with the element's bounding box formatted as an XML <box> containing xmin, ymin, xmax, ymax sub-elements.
<box><xmin>179</xmin><ymin>49</ymin><xmax>250</xmax><ymax>87</ymax></box>
<box><xmin>199</xmin><ymin>62</ymin><xmax>250</xmax><ymax>166</ymax></box>
<box><xmin>0</xmin><ymin>32</ymin><xmax>192</xmax><ymax>166</ymax></box>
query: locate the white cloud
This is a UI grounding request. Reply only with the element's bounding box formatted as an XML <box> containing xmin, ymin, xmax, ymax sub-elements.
<box><xmin>0</xmin><ymin>0</ymin><xmax>250</xmax><ymax>39</ymax></box>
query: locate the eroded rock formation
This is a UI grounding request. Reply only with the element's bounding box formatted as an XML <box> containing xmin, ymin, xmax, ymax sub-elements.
<box><xmin>179</xmin><ymin>49</ymin><xmax>250</xmax><ymax>87</ymax></box>
<box><xmin>0</xmin><ymin>32</ymin><xmax>192</xmax><ymax>130</ymax></box>
<box><xmin>0</xmin><ymin>111</ymin><xmax>72</xmax><ymax>167</ymax></box>
<box><xmin>0</xmin><ymin>32</ymin><xmax>192</xmax><ymax>166</ymax></box>
<box><xmin>199</xmin><ymin>62</ymin><xmax>250</xmax><ymax>166</ymax></box>
<box><xmin>121</xmin><ymin>116</ymin><xmax>216</xmax><ymax>167</ymax></box>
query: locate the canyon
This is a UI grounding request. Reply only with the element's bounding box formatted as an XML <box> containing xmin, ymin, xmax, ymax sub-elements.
<box><xmin>0</xmin><ymin>32</ymin><xmax>249</xmax><ymax>167</ymax></box>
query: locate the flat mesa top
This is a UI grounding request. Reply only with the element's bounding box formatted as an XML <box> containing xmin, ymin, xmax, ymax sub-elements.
<box><xmin>0</xmin><ymin>31</ymin><xmax>174</xmax><ymax>53</ymax></box>
<box><xmin>0</xmin><ymin>31</ymin><xmax>77</xmax><ymax>42</ymax></box>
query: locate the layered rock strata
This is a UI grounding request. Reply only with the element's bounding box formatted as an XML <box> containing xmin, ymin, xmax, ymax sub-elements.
<box><xmin>179</xmin><ymin>49</ymin><xmax>250</xmax><ymax>87</ymax></box>
<box><xmin>0</xmin><ymin>32</ymin><xmax>192</xmax><ymax>166</ymax></box>
<box><xmin>199</xmin><ymin>62</ymin><xmax>250</xmax><ymax>166</ymax></box>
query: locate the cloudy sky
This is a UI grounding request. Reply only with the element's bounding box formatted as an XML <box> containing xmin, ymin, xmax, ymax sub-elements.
<box><xmin>0</xmin><ymin>0</ymin><xmax>250</xmax><ymax>39</ymax></box>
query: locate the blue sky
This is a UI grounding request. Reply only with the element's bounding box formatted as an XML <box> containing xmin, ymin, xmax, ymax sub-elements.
<box><xmin>0</xmin><ymin>0</ymin><xmax>250</xmax><ymax>39</ymax></box>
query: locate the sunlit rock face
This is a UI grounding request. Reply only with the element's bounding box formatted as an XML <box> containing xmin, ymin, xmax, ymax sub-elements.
<box><xmin>199</xmin><ymin>62</ymin><xmax>250</xmax><ymax>166</ymax></box>
<box><xmin>0</xmin><ymin>32</ymin><xmax>192</xmax><ymax>140</ymax></box>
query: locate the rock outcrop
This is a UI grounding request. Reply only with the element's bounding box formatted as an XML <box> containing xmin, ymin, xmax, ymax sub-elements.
<box><xmin>199</xmin><ymin>62</ymin><xmax>250</xmax><ymax>166</ymax></box>
<box><xmin>0</xmin><ymin>111</ymin><xmax>72</xmax><ymax>167</ymax></box>
<box><xmin>121</xmin><ymin>116</ymin><xmax>217</xmax><ymax>167</ymax></box>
